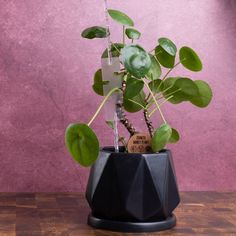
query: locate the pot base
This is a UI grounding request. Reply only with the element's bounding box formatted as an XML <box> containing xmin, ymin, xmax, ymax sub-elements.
<box><xmin>87</xmin><ymin>213</ymin><xmax>176</xmax><ymax>232</ymax></box>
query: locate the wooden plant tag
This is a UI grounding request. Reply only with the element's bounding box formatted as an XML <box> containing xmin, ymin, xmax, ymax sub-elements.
<box><xmin>127</xmin><ymin>133</ymin><xmax>152</xmax><ymax>153</ymax></box>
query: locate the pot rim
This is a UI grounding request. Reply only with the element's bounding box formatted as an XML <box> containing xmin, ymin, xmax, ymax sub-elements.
<box><xmin>100</xmin><ymin>146</ymin><xmax>169</xmax><ymax>156</ymax></box>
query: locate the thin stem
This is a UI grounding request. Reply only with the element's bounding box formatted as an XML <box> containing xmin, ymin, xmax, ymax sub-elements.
<box><xmin>88</xmin><ymin>87</ymin><xmax>121</xmax><ymax>126</ymax></box>
<box><xmin>149</xmin><ymin>96</ymin><xmax>174</xmax><ymax>117</ymax></box>
<box><xmin>128</xmin><ymin>99</ymin><xmax>146</xmax><ymax>109</ymax></box>
<box><xmin>110</xmin><ymin>41</ymin><xmax>121</xmax><ymax>54</ymax></box>
<box><xmin>123</xmin><ymin>25</ymin><xmax>125</xmax><ymax>44</ymax></box>
<box><xmin>162</xmin><ymin>61</ymin><xmax>181</xmax><ymax>81</ymax></box>
<box><xmin>143</xmin><ymin>78</ymin><xmax>167</xmax><ymax>124</ymax></box>
<box><xmin>146</xmin><ymin>86</ymin><xmax>174</xmax><ymax>109</ymax></box>
<box><xmin>156</xmin><ymin>88</ymin><xmax>181</xmax><ymax>100</ymax></box>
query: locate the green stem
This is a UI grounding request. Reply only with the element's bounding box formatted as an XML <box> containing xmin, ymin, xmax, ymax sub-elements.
<box><xmin>149</xmin><ymin>96</ymin><xmax>174</xmax><ymax>117</ymax></box>
<box><xmin>128</xmin><ymin>99</ymin><xmax>146</xmax><ymax>109</ymax></box>
<box><xmin>162</xmin><ymin>61</ymin><xmax>181</xmax><ymax>81</ymax></box>
<box><xmin>143</xmin><ymin>78</ymin><xmax>167</xmax><ymax>124</ymax></box>
<box><xmin>146</xmin><ymin>86</ymin><xmax>173</xmax><ymax>109</ymax></box>
<box><xmin>123</xmin><ymin>25</ymin><xmax>125</xmax><ymax>44</ymax></box>
<box><xmin>88</xmin><ymin>88</ymin><xmax>121</xmax><ymax>126</ymax></box>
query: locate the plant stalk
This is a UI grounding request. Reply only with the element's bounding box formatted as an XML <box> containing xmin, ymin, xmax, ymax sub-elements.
<box><xmin>116</xmin><ymin>80</ymin><xmax>137</xmax><ymax>136</ymax></box>
<box><xmin>143</xmin><ymin>79</ymin><xmax>167</xmax><ymax>124</ymax></box>
<box><xmin>143</xmin><ymin>109</ymin><xmax>154</xmax><ymax>137</ymax></box>
<box><xmin>123</xmin><ymin>25</ymin><xmax>125</xmax><ymax>44</ymax></box>
<box><xmin>88</xmin><ymin>87</ymin><xmax>121</xmax><ymax>126</ymax></box>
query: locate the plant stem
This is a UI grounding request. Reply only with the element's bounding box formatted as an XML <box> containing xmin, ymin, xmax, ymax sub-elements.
<box><xmin>88</xmin><ymin>87</ymin><xmax>121</xmax><ymax>126</ymax></box>
<box><xmin>123</xmin><ymin>25</ymin><xmax>125</xmax><ymax>44</ymax></box>
<box><xmin>149</xmin><ymin>96</ymin><xmax>174</xmax><ymax>117</ymax></box>
<box><xmin>128</xmin><ymin>99</ymin><xmax>146</xmax><ymax>109</ymax></box>
<box><xmin>116</xmin><ymin>80</ymin><xmax>137</xmax><ymax>136</ymax></box>
<box><xmin>143</xmin><ymin>109</ymin><xmax>154</xmax><ymax>137</ymax></box>
<box><xmin>143</xmin><ymin>78</ymin><xmax>167</xmax><ymax>124</ymax></box>
<box><xmin>162</xmin><ymin>61</ymin><xmax>181</xmax><ymax>81</ymax></box>
<box><xmin>111</xmin><ymin>42</ymin><xmax>121</xmax><ymax>54</ymax></box>
<box><xmin>116</xmin><ymin>102</ymin><xmax>137</xmax><ymax>136</ymax></box>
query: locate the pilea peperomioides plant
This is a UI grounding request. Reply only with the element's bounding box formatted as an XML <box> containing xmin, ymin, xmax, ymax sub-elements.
<box><xmin>65</xmin><ymin>9</ymin><xmax>213</xmax><ymax>167</ymax></box>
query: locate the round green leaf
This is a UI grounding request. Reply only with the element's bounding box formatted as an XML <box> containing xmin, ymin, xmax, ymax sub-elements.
<box><xmin>179</xmin><ymin>46</ymin><xmax>203</xmax><ymax>72</ymax></box>
<box><xmin>108</xmin><ymin>9</ymin><xmax>134</xmax><ymax>26</ymax></box>
<box><xmin>121</xmin><ymin>45</ymin><xmax>151</xmax><ymax>78</ymax></box>
<box><xmin>190</xmin><ymin>80</ymin><xmax>213</xmax><ymax>107</ymax></box>
<box><xmin>151</xmin><ymin>123</ymin><xmax>172</xmax><ymax>152</ymax></box>
<box><xmin>146</xmin><ymin>55</ymin><xmax>162</xmax><ymax>80</ymax></box>
<box><xmin>81</xmin><ymin>26</ymin><xmax>108</xmax><ymax>39</ymax></box>
<box><xmin>124</xmin><ymin>76</ymin><xmax>144</xmax><ymax>99</ymax></box>
<box><xmin>155</xmin><ymin>45</ymin><xmax>175</xmax><ymax>68</ymax></box>
<box><xmin>124</xmin><ymin>91</ymin><xmax>145</xmax><ymax>113</ymax></box>
<box><xmin>92</xmin><ymin>69</ymin><xmax>109</xmax><ymax>96</ymax></box>
<box><xmin>162</xmin><ymin>77</ymin><xmax>199</xmax><ymax>104</ymax></box>
<box><xmin>65</xmin><ymin>123</ymin><xmax>99</xmax><ymax>167</ymax></box>
<box><xmin>169</xmin><ymin>128</ymin><xmax>180</xmax><ymax>143</ymax></box>
<box><xmin>125</xmin><ymin>28</ymin><xmax>141</xmax><ymax>40</ymax></box>
<box><xmin>148</xmin><ymin>79</ymin><xmax>162</xmax><ymax>93</ymax></box>
<box><xmin>101</xmin><ymin>43</ymin><xmax>124</xmax><ymax>58</ymax></box>
<box><xmin>158</xmin><ymin>37</ymin><xmax>177</xmax><ymax>56</ymax></box>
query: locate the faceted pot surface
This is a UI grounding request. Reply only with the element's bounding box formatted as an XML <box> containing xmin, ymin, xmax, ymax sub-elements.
<box><xmin>86</xmin><ymin>147</ymin><xmax>180</xmax><ymax>222</ymax></box>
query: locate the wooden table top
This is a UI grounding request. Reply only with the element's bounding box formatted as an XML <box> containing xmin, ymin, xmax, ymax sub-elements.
<box><xmin>0</xmin><ymin>192</ymin><xmax>235</xmax><ymax>235</ymax></box>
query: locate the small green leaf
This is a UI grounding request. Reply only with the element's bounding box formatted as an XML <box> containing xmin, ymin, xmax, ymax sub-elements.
<box><xmin>158</xmin><ymin>37</ymin><xmax>177</xmax><ymax>56</ymax></box>
<box><xmin>108</xmin><ymin>9</ymin><xmax>134</xmax><ymax>26</ymax></box>
<box><xmin>169</xmin><ymin>128</ymin><xmax>180</xmax><ymax>143</ymax></box>
<box><xmin>121</xmin><ymin>45</ymin><xmax>151</xmax><ymax>78</ymax></box>
<box><xmin>146</xmin><ymin>55</ymin><xmax>162</xmax><ymax>80</ymax></box>
<box><xmin>190</xmin><ymin>80</ymin><xmax>213</xmax><ymax>107</ymax></box>
<box><xmin>65</xmin><ymin>123</ymin><xmax>99</xmax><ymax>167</ymax></box>
<box><xmin>125</xmin><ymin>28</ymin><xmax>141</xmax><ymax>40</ymax></box>
<box><xmin>124</xmin><ymin>76</ymin><xmax>144</xmax><ymax>99</ymax></box>
<box><xmin>148</xmin><ymin>79</ymin><xmax>162</xmax><ymax>93</ymax></box>
<box><xmin>92</xmin><ymin>69</ymin><xmax>109</xmax><ymax>96</ymax></box>
<box><xmin>155</xmin><ymin>45</ymin><xmax>175</xmax><ymax>68</ymax></box>
<box><xmin>81</xmin><ymin>26</ymin><xmax>108</xmax><ymax>39</ymax></box>
<box><xmin>106</xmin><ymin>120</ymin><xmax>115</xmax><ymax>129</ymax></box>
<box><xmin>151</xmin><ymin>123</ymin><xmax>172</xmax><ymax>152</ymax></box>
<box><xmin>124</xmin><ymin>91</ymin><xmax>146</xmax><ymax>113</ymax></box>
<box><xmin>101</xmin><ymin>43</ymin><xmax>124</xmax><ymax>58</ymax></box>
<box><xmin>179</xmin><ymin>46</ymin><xmax>203</xmax><ymax>72</ymax></box>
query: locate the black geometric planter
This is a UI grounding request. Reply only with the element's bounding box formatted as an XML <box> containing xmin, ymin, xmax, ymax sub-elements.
<box><xmin>86</xmin><ymin>147</ymin><xmax>180</xmax><ymax>232</ymax></box>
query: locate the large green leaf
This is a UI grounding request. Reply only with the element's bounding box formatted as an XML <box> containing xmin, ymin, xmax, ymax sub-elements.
<box><xmin>158</xmin><ymin>37</ymin><xmax>177</xmax><ymax>56</ymax></box>
<box><xmin>146</xmin><ymin>55</ymin><xmax>162</xmax><ymax>80</ymax></box>
<box><xmin>169</xmin><ymin>128</ymin><xmax>180</xmax><ymax>143</ymax></box>
<box><xmin>162</xmin><ymin>77</ymin><xmax>199</xmax><ymax>104</ymax></box>
<box><xmin>92</xmin><ymin>69</ymin><xmax>109</xmax><ymax>96</ymax></box>
<box><xmin>179</xmin><ymin>46</ymin><xmax>203</xmax><ymax>72</ymax></box>
<box><xmin>101</xmin><ymin>43</ymin><xmax>124</xmax><ymax>58</ymax></box>
<box><xmin>65</xmin><ymin>123</ymin><xmax>99</xmax><ymax>167</ymax></box>
<box><xmin>108</xmin><ymin>9</ymin><xmax>134</xmax><ymax>26</ymax></box>
<box><xmin>151</xmin><ymin>123</ymin><xmax>172</xmax><ymax>152</ymax></box>
<box><xmin>121</xmin><ymin>45</ymin><xmax>151</xmax><ymax>78</ymax></box>
<box><xmin>155</xmin><ymin>45</ymin><xmax>175</xmax><ymax>68</ymax></box>
<box><xmin>125</xmin><ymin>28</ymin><xmax>141</xmax><ymax>40</ymax></box>
<box><xmin>190</xmin><ymin>80</ymin><xmax>213</xmax><ymax>107</ymax></box>
<box><xmin>124</xmin><ymin>76</ymin><xmax>144</xmax><ymax>99</ymax></box>
<box><xmin>81</xmin><ymin>26</ymin><xmax>108</xmax><ymax>39</ymax></box>
<box><xmin>148</xmin><ymin>79</ymin><xmax>162</xmax><ymax>93</ymax></box>
<box><xmin>124</xmin><ymin>91</ymin><xmax>146</xmax><ymax>113</ymax></box>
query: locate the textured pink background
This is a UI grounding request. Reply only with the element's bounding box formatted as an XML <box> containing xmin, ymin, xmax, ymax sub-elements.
<box><xmin>0</xmin><ymin>0</ymin><xmax>236</xmax><ymax>192</ymax></box>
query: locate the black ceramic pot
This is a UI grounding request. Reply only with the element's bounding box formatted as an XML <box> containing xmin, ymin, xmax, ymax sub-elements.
<box><xmin>86</xmin><ymin>147</ymin><xmax>180</xmax><ymax>232</ymax></box>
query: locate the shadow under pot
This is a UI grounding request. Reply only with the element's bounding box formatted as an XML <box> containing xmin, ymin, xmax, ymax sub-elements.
<box><xmin>86</xmin><ymin>147</ymin><xmax>180</xmax><ymax>233</ymax></box>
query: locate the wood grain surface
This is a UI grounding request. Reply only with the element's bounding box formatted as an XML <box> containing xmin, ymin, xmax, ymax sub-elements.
<box><xmin>0</xmin><ymin>192</ymin><xmax>235</xmax><ymax>235</ymax></box>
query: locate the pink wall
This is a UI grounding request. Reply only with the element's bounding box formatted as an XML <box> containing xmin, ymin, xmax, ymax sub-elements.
<box><xmin>0</xmin><ymin>0</ymin><xmax>235</xmax><ymax>192</ymax></box>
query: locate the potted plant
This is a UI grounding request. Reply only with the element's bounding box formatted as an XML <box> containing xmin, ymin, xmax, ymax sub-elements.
<box><xmin>65</xmin><ymin>5</ymin><xmax>212</xmax><ymax>233</ymax></box>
